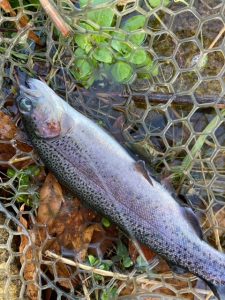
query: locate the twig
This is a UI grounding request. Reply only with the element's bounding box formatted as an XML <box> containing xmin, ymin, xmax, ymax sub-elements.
<box><xmin>45</xmin><ymin>251</ymin><xmax>213</xmax><ymax>298</ymax></box>
<box><xmin>9</xmin><ymin>156</ymin><xmax>32</xmax><ymax>164</ymax></box>
<box><xmin>39</xmin><ymin>0</ymin><xmax>72</xmax><ymax>37</ymax></box>
<box><xmin>208</xmin><ymin>25</ymin><xmax>225</xmax><ymax>49</ymax></box>
<box><xmin>45</xmin><ymin>250</ymin><xmax>158</xmax><ymax>284</ymax></box>
<box><xmin>45</xmin><ymin>250</ymin><xmax>132</xmax><ymax>280</ymax></box>
<box><xmin>77</xmin><ymin>90</ymin><xmax>225</xmax><ymax>107</ymax></box>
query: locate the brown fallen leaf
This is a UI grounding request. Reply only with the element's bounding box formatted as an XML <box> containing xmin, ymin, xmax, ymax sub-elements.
<box><xmin>49</xmin><ymin>198</ymin><xmax>101</xmax><ymax>260</ymax></box>
<box><xmin>0</xmin><ymin>111</ymin><xmax>17</xmax><ymax>165</ymax></box>
<box><xmin>0</xmin><ymin>111</ymin><xmax>33</xmax><ymax>169</ymax></box>
<box><xmin>0</xmin><ymin>111</ymin><xmax>17</xmax><ymax>140</ymax></box>
<box><xmin>36</xmin><ymin>177</ymin><xmax>102</xmax><ymax>288</ymax></box>
<box><xmin>71</xmin><ymin>223</ymin><xmax>102</xmax><ymax>261</ymax></box>
<box><xmin>18</xmin><ymin>204</ymin><xmax>38</xmax><ymax>300</ymax></box>
<box><xmin>37</xmin><ymin>173</ymin><xmax>64</xmax><ymax>226</ymax></box>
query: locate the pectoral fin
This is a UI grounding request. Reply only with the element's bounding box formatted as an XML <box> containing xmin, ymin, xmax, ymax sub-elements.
<box><xmin>206</xmin><ymin>281</ymin><xmax>225</xmax><ymax>300</ymax></box>
<box><xmin>134</xmin><ymin>160</ymin><xmax>153</xmax><ymax>186</ymax></box>
<box><xmin>180</xmin><ymin>206</ymin><xmax>203</xmax><ymax>239</ymax></box>
<box><xmin>167</xmin><ymin>261</ymin><xmax>188</xmax><ymax>275</ymax></box>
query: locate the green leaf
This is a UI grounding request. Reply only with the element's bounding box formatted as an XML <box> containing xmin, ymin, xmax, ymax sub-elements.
<box><xmin>123</xmin><ymin>15</ymin><xmax>146</xmax><ymax>31</ymax></box>
<box><xmin>83</xmin><ymin>74</ymin><xmax>96</xmax><ymax>88</ymax></box>
<box><xmin>150</xmin><ymin>64</ymin><xmax>159</xmax><ymax>76</ymax></box>
<box><xmin>123</xmin><ymin>15</ymin><xmax>146</xmax><ymax>46</ymax></box>
<box><xmin>111</xmin><ymin>61</ymin><xmax>133</xmax><ymax>83</ymax></box>
<box><xmin>148</xmin><ymin>0</ymin><xmax>170</xmax><ymax>7</ymax></box>
<box><xmin>80</xmin><ymin>0</ymin><xmax>112</xmax><ymax>8</ymax></box>
<box><xmin>88</xmin><ymin>255</ymin><xmax>99</xmax><ymax>266</ymax></box>
<box><xmin>87</xmin><ymin>8</ymin><xmax>114</xmax><ymax>27</ymax></box>
<box><xmin>130</xmin><ymin>32</ymin><xmax>146</xmax><ymax>46</ymax></box>
<box><xmin>111</xmin><ymin>34</ymin><xmax>131</xmax><ymax>56</ymax></box>
<box><xmin>130</xmin><ymin>49</ymin><xmax>148</xmax><ymax>66</ymax></box>
<box><xmin>136</xmin><ymin>255</ymin><xmax>148</xmax><ymax>268</ymax></box>
<box><xmin>116</xmin><ymin>241</ymin><xmax>129</xmax><ymax>258</ymax></box>
<box><xmin>123</xmin><ymin>256</ymin><xmax>133</xmax><ymax>268</ymax></box>
<box><xmin>75</xmin><ymin>34</ymin><xmax>92</xmax><ymax>52</ymax></box>
<box><xmin>99</xmin><ymin>263</ymin><xmax>110</xmax><ymax>271</ymax></box>
<box><xmin>138</xmin><ymin>57</ymin><xmax>158</xmax><ymax>77</ymax></box>
<box><xmin>73</xmin><ymin>58</ymin><xmax>93</xmax><ymax>79</ymax></box>
<box><xmin>26</xmin><ymin>165</ymin><xmax>41</xmax><ymax>177</ymax></box>
<box><xmin>79</xmin><ymin>22</ymin><xmax>95</xmax><ymax>31</ymax></box>
<box><xmin>93</xmin><ymin>48</ymin><xmax>113</xmax><ymax>63</ymax></box>
<box><xmin>7</xmin><ymin>168</ymin><xmax>16</xmax><ymax>178</ymax></box>
<box><xmin>101</xmin><ymin>217</ymin><xmax>111</xmax><ymax>227</ymax></box>
<box><xmin>101</xmin><ymin>287</ymin><xmax>118</xmax><ymax>300</ymax></box>
<box><xmin>19</xmin><ymin>173</ymin><xmax>30</xmax><ymax>188</ymax></box>
<box><xmin>74</xmin><ymin>48</ymin><xmax>86</xmax><ymax>58</ymax></box>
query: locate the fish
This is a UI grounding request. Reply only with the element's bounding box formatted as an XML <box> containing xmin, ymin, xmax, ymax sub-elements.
<box><xmin>17</xmin><ymin>79</ymin><xmax>225</xmax><ymax>300</ymax></box>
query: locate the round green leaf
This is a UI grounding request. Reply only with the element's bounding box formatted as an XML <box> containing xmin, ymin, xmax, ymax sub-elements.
<box><xmin>123</xmin><ymin>15</ymin><xmax>146</xmax><ymax>31</ymax></box>
<box><xmin>7</xmin><ymin>168</ymin><xmax>16</xmax><ymax>178</ymax></box>
<box><xmin>123</xmin><ymin>256</ymin><xmax>133</xmax><ymax>268</ymax></box>
<box><xmin>148</xmin><ymin>0</ymin><xmax>170</xmax><ymax>7</ymax></box>
<box><xmin>73</xmin><ymin>58</ymin><xmax>93</xmax><ymax>79</ymax></box>
<box><xmin>151</xmin><ymin>64</ymin><xmax>159</xmax><ymax>76</ymax></box>
<box><xmin>130</xmin><ymin>49</ymin><xmax>148</xmax><ymax>66</ymax></box>
<box><xmin>101</xmin><ymin>217</ymin><xmax>111</xmax><ymax>227</ymax></box>
<box><xmin>74</xmin><ymin>48</ymin><xmax>86</xmax><ymax>58</ymax></box>
<box><xmin>93</xmin><ymin>48</ymin><xmax>113</xmax><ymax>63</ymax></box>
<box><xmin>111</xmin><ymin>61</ymin><xmax>133</xmax><ymax>83</ymax></box>
<box><xmin>111</xmin><ymin>32</ymin><xmax>131</xmax><ymax>55</ymax></box>
<box><xmin>87</xmin><ymin>8</ymin><xmax>114</xmax><ymax>27</ymax></box>
<box><xmin>75</xmin><ymin>34</ymin><xmax>92</xmax><ymax>52</ymax></box>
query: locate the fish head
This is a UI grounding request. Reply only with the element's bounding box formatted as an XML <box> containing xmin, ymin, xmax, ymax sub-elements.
<box><xmin>17</xmin><ymin>79</ymin><xmax>66</xmax><ymax>139</ymax></box>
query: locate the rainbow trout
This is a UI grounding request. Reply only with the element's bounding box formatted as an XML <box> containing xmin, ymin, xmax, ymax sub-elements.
<box><xmin>17</xmin><ymin>79</ymin><xmax>225</xmax><ymax>299</ymax></box>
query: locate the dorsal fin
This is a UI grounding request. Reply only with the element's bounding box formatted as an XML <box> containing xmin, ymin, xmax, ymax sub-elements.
<box><xmin>134</xmin><ymin>160</ymin><xmax>153</xmax><ymax>186</ymax></box>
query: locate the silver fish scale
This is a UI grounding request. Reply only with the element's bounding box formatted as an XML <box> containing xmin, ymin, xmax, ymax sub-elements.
<box><xmin>26</xmin><ymin>125</ymin><xmax>225</xmax><ymax>287</ymax></box>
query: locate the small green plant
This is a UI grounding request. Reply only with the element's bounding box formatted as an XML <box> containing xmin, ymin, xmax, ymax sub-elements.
<box><xmin>7</xmin><ymin>165</ymin><xmax>41</xmax><ymax>206</ymax></box>
<box><xmin>101</xmin><ymin>217</ymin><xmax>111</xmax><ymax>228</ymax></box>
<box><xmin>148</xmin><ymin>0</ymin><xmax>170</xmax><ymax>7</ymax></box>
<box><xmin>113</xmin><ymin>240</ymin><xmax>133</xmax><ymax>269</ymax></box>
<box><xmin>101</xmin><ymin>287</ymin><xmax>118</xmax><ymax>300</ymax></box>
<box><xmin>88</xmin><ymin>255</ymin><xmax>113</xmax><ymax>281</ymax></box>
<box><xmin>72</xmin><ymin>0</ymin><xmax>159</xmax><ymax>87</ymax></box>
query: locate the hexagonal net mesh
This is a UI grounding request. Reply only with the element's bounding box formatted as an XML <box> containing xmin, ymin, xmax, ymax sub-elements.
<box><xmin>0</xmin><ymin>0</ymin><xmax>225</xmax><ymax>299</ymax></box>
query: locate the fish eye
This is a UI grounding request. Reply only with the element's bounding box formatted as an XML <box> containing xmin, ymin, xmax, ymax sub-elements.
<box><xmin>18</xmin><ymin>98</ymin><xmax>33</xmax><ymax>112</ymax></box>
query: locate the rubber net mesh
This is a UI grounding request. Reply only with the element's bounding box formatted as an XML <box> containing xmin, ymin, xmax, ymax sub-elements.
<box><xmin>0</xmin><ymin>0</ymin><xmax>225</xmax><ymax>299</ymax></box>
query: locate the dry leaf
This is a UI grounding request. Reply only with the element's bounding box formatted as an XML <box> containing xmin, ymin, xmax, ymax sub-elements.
<box><xmin>0</xmin><ymin>111</ymin><xmax>33</xmax><ymax>168</ymax></box>
<box><xmin>18</xmin><ymin>204</ymin><xmax>38</xmax><ymax>300</ymax></box>
<box><xmin>37</xmin><ymin>173</ymin><xmax>64</xmax><ymax>226</ymax></box>
<box><xmin>71</xmin><ymin>223</ymin><xmax>102</xmax><ymax>260</ymax></box>
<box><xmin>49</xmin><ymin>198</ymin><xmax>100</xmax><ymax>260</ymax></box>
<box><xmin>0</xmin><ymin>111</ymin><xmax>17</xmax><ymax>140</ymax></box>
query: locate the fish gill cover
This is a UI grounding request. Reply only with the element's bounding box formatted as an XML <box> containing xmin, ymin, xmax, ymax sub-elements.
<box><xmin>0</xmin><ymin>0</ymin><xmax>225</xmax><ymax>299</ymax></box>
